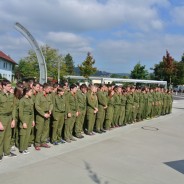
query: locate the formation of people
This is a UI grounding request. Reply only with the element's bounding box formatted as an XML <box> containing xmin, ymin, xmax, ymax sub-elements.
<box><xmin>0</xmin><ymin>79</ymin><xmax>173</xmax><ymax>161</ymax></box>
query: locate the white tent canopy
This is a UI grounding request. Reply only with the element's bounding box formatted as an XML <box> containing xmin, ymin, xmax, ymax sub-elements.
<box><xmin>64</xmin><ymin>75</ymin><xmax>167</xmax><ymax>87</ymax></box>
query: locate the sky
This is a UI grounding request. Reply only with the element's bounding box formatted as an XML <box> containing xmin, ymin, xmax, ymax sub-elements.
<box><xmin>0</xmin><ymin>0</ymin><xmax>184</xmax><ymax>74</ymax></box>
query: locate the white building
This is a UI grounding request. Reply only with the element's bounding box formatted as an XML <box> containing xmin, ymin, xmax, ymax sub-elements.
<box><xmin>0</xmin><ymin>51</ymin><xmax>17</xmax><ymax>81</ymax></box>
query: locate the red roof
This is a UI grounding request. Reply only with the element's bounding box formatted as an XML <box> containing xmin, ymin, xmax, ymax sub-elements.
<box><xmin>0</xmin><ymin>51</ymin><xmax>17</xmax><ymax>65</ymax></box>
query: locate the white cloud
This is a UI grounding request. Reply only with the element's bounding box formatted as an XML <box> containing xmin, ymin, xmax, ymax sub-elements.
<box><xmin>46</xmin><ymin>31</ymin><xmax>93</xmax><ymax>59</ymax></box>
<box><xmin>95</xmin><ymin>33</ymin><xmax>184</xmax><ymax>72</ymax></box>
<box><xmin>0</xmin><ymin>0</ymin><xmax>166</xmax><ymax>32</ymax></box>
<box><xmin>172</xmin><ymin>6</ymin><xmax>184</xmax><ymax>26</ymax></box>
<box><xmin>1</xmin><ymin>0</ymin><xmax>182</xmax><ymax>74</ymax></box>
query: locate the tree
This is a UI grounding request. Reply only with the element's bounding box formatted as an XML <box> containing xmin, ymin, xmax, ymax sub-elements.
<box><xmin>152</xmin><ymin>50</ymin><xmax>177</xmax><ymax>86</ymax></box>
<box><xmin>173</xmin><ymin>53</ymin><xmax>184</xmax><ymax>85</ymax></box>
<box><xmin>16</xmin><ymin>45</ymin><xmax>67</xmax><ymax>81</ymax></box>
<box><xmin>78</xmin><ymin>52</ymin><xmax>97</xmax><ymax>78</ymax></box>
<box><xmin>130</xmin><ymin>62</ymin><xmax>149</xmax><ymax>79</ymax></box>
<box><xmin>162</xmin><ymin>50</ymin><xmax>176</xmax><ymax>85</ymax></box>
<box><xmin>64</xmin><ymin>53</ymin><xmax>75</xmax><ymax>75</ymax></box>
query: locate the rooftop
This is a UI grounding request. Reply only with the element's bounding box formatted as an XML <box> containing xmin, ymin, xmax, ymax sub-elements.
<box><xmin>0</xmin><ymin>50</ymin><xmax>17</xmax><ymax>65</ymax></box>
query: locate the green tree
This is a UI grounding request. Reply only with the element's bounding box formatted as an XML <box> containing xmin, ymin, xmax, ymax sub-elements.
<box><xmin>173</xmin><ymin>53</ymin><xmax>184</xmax><ymax>85</ymax></box>
<box><xmin>130</xmin><ymin>62</ymin><xmax>149</xmax><ymax>79</ymax></box>
<box><xmin>152</xmin><ymin>50</ymin><xmax>177</xmax><ymax>86</ymax></box>
<box><xmin>16</xmin><ymin>45</ymin><xmax>67</xmax><ymax>81</ymax></box>
<box><xmin>78</xmin><ymin>52</ymin><xmax>97</xmax><ymax>78</ymax></box>
<box><xmin>64</xmin><ymin>53</ymin><xmax>75</xmax><ymax>75</ymax></box>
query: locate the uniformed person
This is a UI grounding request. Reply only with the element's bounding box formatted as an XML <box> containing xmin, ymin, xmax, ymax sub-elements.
<box><xmin>10</xmin><ymin>86</ymin><xmax>23</xmax><ymax>151</ymax></box>
<box><xmin>86</xmin><ymin>85</ymin><xmax>98</xmax><ymax>135</ymax></box>
<box><xmin>105</xmin><ymin>89</ymin><xmax>115</xmax><ymax>130</ymax></box>
<box><xmin>29</xmin><ymin>82</ymin><xmax>40</xmax><ymax>147</ymax></box>
<box><xmin>95</xmin><ymin>84</ymin><xmax>107</xmax><ymax>133</ymax></box>
<box><xmin>51</xmin><ymin>87</ymin><xmax>66</xmax><ymax>145</ymax></box>
<box><xmin>0</xmin><ymin>80</ymin><xmax>16</xmax><ymax>161</ymax></box>
<box><xmin>19</xmin><ymin>87</ymin><xmax>35</xmax><ymax>154</ymax></box>
<box><xmin>112</xmin><ymin>86</ymin><xmax>121</xmax><ymax>127</ymax></box>
<box><xmin>119</xmin><ymin>88</ymin><xmax>127</xmax><ymax>126</ymax></box>
<box><xmin>64</xmin><ymin>84</ymin><xmax>79</xmax><ymax>142</ymax></box>
<box><xmin>34</xmin><ymin>83</ymin><xmax>53</xmax><ymax>150</ymax></box>
<box><xmin>75</xmin><ymin>84</ymin><xmax>87</xmax><ymax>138</ymax></box>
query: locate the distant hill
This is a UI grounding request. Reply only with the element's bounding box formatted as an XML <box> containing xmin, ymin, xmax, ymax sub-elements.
<box><xmin>74</xmin><ymin>67</ymin><xmax>130</xmax><ymax>77</ymax></box>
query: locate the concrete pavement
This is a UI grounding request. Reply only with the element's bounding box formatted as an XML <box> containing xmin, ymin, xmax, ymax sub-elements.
<box><xmin>1</xmin><ymin>97</ymin><xmax>184</xmax><ymax>184</ymax></box>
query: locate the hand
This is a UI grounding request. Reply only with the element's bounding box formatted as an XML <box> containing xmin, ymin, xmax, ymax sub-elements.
<box><xmin>68</xmin><ymin>113</ymin><xmax>72</xmax><ymax>118</ymax></box>
<box><xmin>44</xmin><ymin>113</ymin><xmax>50</xmax><ymax>118</ymax></box>
<box><xmin>23</xmin><ymin>123</ymin><xmax>27</xmax><ymax>129</ymax></box>
<box><xmin>32</xmin><ymin>121</ymin><xmax>35</xmax><ymax>127</ymax></box>
<box><xmin>76</xmin><ymin>111</ymin><xmax>79</xmax><ymax>117</ymax></box>
<box><xmin>0</xmin><ymin>122</ymin><xmax>4</xmax><ymax>131</ymax></box>
<box><xmin>11</xmin><ymin>120</ymin><xmax>15</xmax><ymax>128</ymax></box>
<box><xmin>104</xmin><ymin>105</ymin><xmax>108</xmax><ymax>109</ymax></box>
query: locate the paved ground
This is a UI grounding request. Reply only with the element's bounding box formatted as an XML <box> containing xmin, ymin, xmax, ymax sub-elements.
<box><xmin>1</xmin><ymin>96</ymin><xmax>184</xmax><ymax>184</ymax></box>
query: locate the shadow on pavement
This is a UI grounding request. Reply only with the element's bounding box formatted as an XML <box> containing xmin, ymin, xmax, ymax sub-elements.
<box><xmin>141</xmin><ymin>126</ymin><xmax>159</xmax><ymax>131</ymax></box>
<box><xmin>84</xmin><ymin>161</ymin><xmax>109</xmax><ymax>184</ymax></box>
<box><xmin>164</xmin><ymin>160</ymin><xmax>184</xmax><ymax>174</ymax></box>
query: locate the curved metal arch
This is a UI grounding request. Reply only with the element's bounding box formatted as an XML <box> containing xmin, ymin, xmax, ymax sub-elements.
<box><xmin>14</xmin><ymin>22</ymin><xmax>47</xmax><ymax>84</ymax></box>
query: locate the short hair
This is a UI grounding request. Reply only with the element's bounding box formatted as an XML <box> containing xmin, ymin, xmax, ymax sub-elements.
<box><xmin>43</xmin><ymin>83</ymin><xmax>50</xmax><ymax>89</ymax></box>
<box><xmin>14</xmin><ymin>87</ymin><xmax>23</xmax><ymax>99</ymax></box>
<box><xmin>1</xmin><ymin>79</ymin><xmax>11</xmax><ymax>86</ymax></box>
<box><xmin>70</xmin><ymin>84</ymin><xmax>77</xmax><ymax>90</ymax></box>
<box><xmin>80</xmin><ymin>84</ymin><xmax>87</xmax><ymax>90</ymax></box>
<box><xmin>23</xmin><ymin>87</ymin><xmax>32</xmax><ymax>96</ymax></box>
<box><xmin>33</xmin><ymin>82</ymin><xmax>40</xmax><ymax>87</ymax></box>
<box><xmin>57</xmin><ymin>87</ymin><xmax>64</xmax><ymax>93</ymax></box>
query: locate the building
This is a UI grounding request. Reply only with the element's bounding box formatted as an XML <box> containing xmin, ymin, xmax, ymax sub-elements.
<box><xmin>0</xmin><ymin>51</ymin><xmax>17</xmax><ymax>81</ymax></box>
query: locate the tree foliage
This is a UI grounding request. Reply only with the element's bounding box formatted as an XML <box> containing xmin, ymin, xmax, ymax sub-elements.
<box><xmin>152</xmin><ymin>50</ymin><xmax>177</xmax><ymax>85</ymax></box>
<box><xmin>64</xmin><ymin>53</ymin><xmax>75</xmax><ymax>75</ymax></box>
<box><xmin>16</xmin><ymin>45</ymin><xmax>67</xmax><ymax>81</ymax></box>
<box><xmin>78</xmin><ymin>52</ymin><xmax>97</xmax><ymax>78</ymax></box>
<box><xmin>130</xmin><ymin>62</ymin><xmax>149</xmax><ymax>79</ymax></box>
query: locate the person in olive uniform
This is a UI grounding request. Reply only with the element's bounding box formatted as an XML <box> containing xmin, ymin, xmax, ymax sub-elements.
<box><xmin>125</xmin><ymin>86</ymin><xmax>134</xmax><ymax>124</ymax></box>
<box><xmin>96</xmin><ymin>84</ymin><xmax>107</xmax><ymax>133</ymax></box>
<box><xmin>105</xmin><ymin>89</ymin><xmax>115</xmax><ymax>130</ymax></box>
<box><xmin>10</xmin><ymin>86</ymin><xmax>23</xmax><ymax>150</ymax></box>
<box><xmin>34</xmin><ymin>83</ymin><xmax>53</xmax><ymax>150</ymax></box>
<box><xmin>51</xmin><ymin>87</ymin><xmax>66</xmax><ymax>145</ymax></box>
<box><xmin>19</xmin><ymin>87</ymin><xmax>35</xmax><ymax>154</ymax></box>
<box><xmin>75</xmin><ymin>84</ymin><xmax>87</xmax><ymax>138</ymax></box>
<box><xmin>119</xmin><ymin>88</ymin><xmax>127</xmax><ymax>126</ymax></box>
<box><xmin>0</xmin><ymin>80</ymin><xmax>16</xmax><ymax>161</ymax></box>
<box><xmin>112</xmin><ymin>86</ymin><xmax>121</xmax><ymax>127</ymax></box>
<box><xmin>86</xmin><ymin>85</ymin><xmax>98</xmax><ymax>135</ymax></box>
<box><xmin>64</xmin><ymin>84</ymin><xmax>79</xmax><ymax>142</ymax></box>
<box><xmin>29</xmin><ymin>82</ymin><xmax>40</xmax><ymax>147</ymax></box>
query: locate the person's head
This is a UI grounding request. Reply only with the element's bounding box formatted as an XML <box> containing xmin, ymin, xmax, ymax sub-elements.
<box><xmin>52</xmin><ymin>83</ymin><xmax>59</xmax><ymax>92</ymax></box>
<box><xmin>16</xmin><ymin>81</ymin><xmax>23</xmax><ymax>88</ymax></box>
<box><xmin>33</xmin><ymin>82</ymin><xmax>40</xmax><ymax>93</ymax></box>
<box><xmin>23</xmin><ymin>87</ymin><xmax>33</xmax><ymax>97</ymax></box>
<box><xmin>80</xmin><ymin>84</ymin><xmax>88</xmax><ymax>94</ymax></box>
<box><xmin>57</xmin><ymin>87</ymin><xmax>65</xmax><ymax>96</ymax></box>
<box><xmin>90</xmin><ymin>85</ymin><xmax>97</xmax><ymax>93</ymax></box>
<box><xmin>14</xmin><ymin>87</ymin><xmax>23</xmax><ymax>99</ymax></box>
<box><xmin>108</xmin><ymin>89</ymin><xmax>115</xmax><ymax>97</ymax></box>
<box><xmin>28</xmin><ymin>80</ymin><xmax>34</xmax><ymax>89</ymax></box>
<box><xmin>1</xmin><ymin>79</ymin><xmax>11</xmax><ymax>93</ymax></box>
<box><xmin>70</xmin><ymin>84</ymin><xmax>77</xmax><ymax>94</ymax></box>
<box><xmin>43</xmin><ymin>83</ymin><xmax>50</xmax><ymax>94</ymax></box>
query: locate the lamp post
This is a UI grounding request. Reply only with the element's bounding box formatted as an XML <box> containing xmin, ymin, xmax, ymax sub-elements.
<box><xmin>57</xmin><ymin>56</ymin><xmax>62</xmax><ymax>84</ymax></box>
